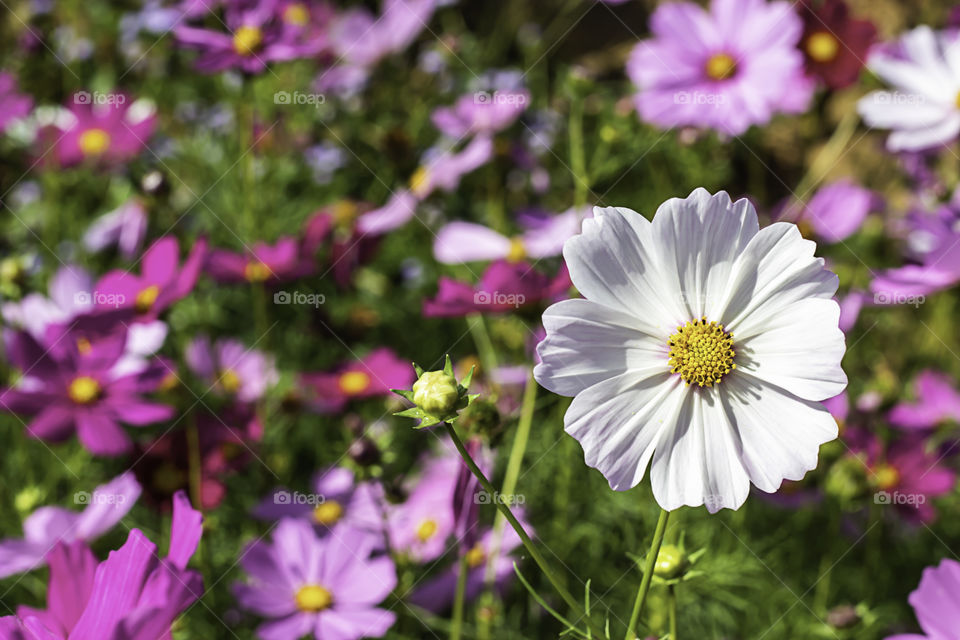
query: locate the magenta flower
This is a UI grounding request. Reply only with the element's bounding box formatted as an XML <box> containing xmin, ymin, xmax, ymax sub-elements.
<box><xmin>886</xmin><ymin>558</ymin><xmax>960</xmax><ymax>640</ymax></box>
<box><xmin>186</xmin><ymin>335</ymin><xmax>278</xmax><ymax>402</ymax></box>
<box><xmin>0</xmin><ymin>472</ymin><xmax>140</xmax><ymax>579</ymax></box>
<box><xmin>205</xmin><ymin>237</ymin><xmax>308</xmax><ymax>284</ymax></box>
<box><xmin>431</xmin><ymin>89</ymin><xmax>530</xmax><ymax>138</ymax></box>
<box><xmin>387</xmin><ymin>452</ymin><xmax>459</xmax><ymax>562</ymax></box>
<box><xmin>0</xmin><ymin>491</ymin><xmax>203</xmax><ymax>640</ymax></box>
<box><xmin>0</xmin><ymin>72</ymin><xmax>32</xmax><ymax>133</ymax></box>
<box><xmin>233</xmin><ymin>519</ymin><xmax>396</xmax><ymax>640</ymax></box>
<box><xmin>301</xmin><ymin>202</ymin><xmax>380</xmax><ymax>287</ymax></box>
<box><xmin>95</xmin><ymin>236</ymin><xmax>208</xmax><ymax>321</ymax></box>
<box><xmin>50</xmin><ymin>93</ymin><xmax>155</xmax><ymax>167</ymax></box>
<box><xmin>627</xmin><ymin>0</ymin><xmax>812</xmax><ymax>135</ymax></box>
<box><xmin>0</xmin><ymin>329</ymin><xmax>175</xmax><ymax>456</ymax></box>
<box><xmin>792</xmin><ymin>180</ymin><xmax>881</xmax><ymax>243</ymax></box>
<box><xmin>253</xmin><ymin>466</ymin><xmax>384</xmax><ymax>534</ymax></box>
<box><xmin>301</xmin><ymin>348</ymin><xmax>414</xmax><ymax>414</ymax></box>
<box><xmin>423</xmin><ymin>260</ymin><xmax>571</xmax><ymax>317</ymax></box>
<box><xmin>889</xmin><ymin>371</ymin><xmax>960</xmax><ymax>430</ymax></box>
<box><xmin>83</xmin><ymin>199</ymin><xmax>148</xmax><ymax>259</ymax></box>
<box><xmin>434</xmin><ymin>207</ymin><xmax>590</xmax><ymax>264</ymax></box>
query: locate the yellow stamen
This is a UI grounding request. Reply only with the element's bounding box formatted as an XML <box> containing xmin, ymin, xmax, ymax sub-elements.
<box><xmin>704</xmin><ymin>53</ymin><xmax>737</xmax><ymax>81</ymax></box>
<box><xmin>233</xmin><ymin>26</ymin><xmax>263</xmax><ymax>56</ymax></box>
<box><xmin>667</xmin><ymin>317</ymin><xmax>736</xmax><ymax>387</ymax></box>
<box><xmin>410</xmin><ymin>166</ymin><xmax>431</xmax><ymax>197</ymax></box>
<box><xmin>159</xmin><ymin>372</ymin><xmax>179</xmax><ymax>392</ymax></box>
<box><xmin>873</xmin><ymin>463</ymin><xmax>900</xmax><ymax>491</ymax></box>
<box><xmin>135</xmin><ymin>285</ymin><xmax>160</xmax><ymax>313</ymax></box>
<box><xmin>283</xmin><ymin>3</ymin><xmax>310</xmax><ymax>26</ymax></box>
<box><xmin>465</xmin><ymin>544</ymin><xmax>486</xmax><ymax>568</ymax></box>
<box><xmin>332</xmin><ymin>200</ymin><xmax>358</xmax><ymax>226</ymax></box>
<box><xmin>76</xmin><ymin>337</ymin><xmax>92</xmax><ymax>355</ymax></box>
<box><xmin>506</xmin><ymin>237</ymin><xmax>526</xmax><ymax>262</ymax></box>
<box><xmin>244</xmin><ymin>261</ymin><xmax>272</xmax><ymax>283</ymax></box>
<box><xmin>220</xmin><ymin>369</ymin><xmax>241</xmax><ymax>394</ymax></box>
<box><xmin>78</xmin><ymin>128</ymin><xmax>111</xmax><ymax>156</ymax></box>
<box><xmin>806</xmin><ymin>31</ymin><xmax>839</xmax><ymax>63</ymax></box>
<box><xmin>338</xmin><ymin>371</ymin><xmax>370</xmax><ymax>395</ymax></box>
<box><xmin>295</xmin><ymin>585</ymin><xmax>333</xmax><ymax>612</ymax></box>
<box><xmin>416</xmin><ymin>519</ymin><xmax>438</xmax><ymax>542</ymax></box>
<box><xmin>313</xmin><ymin>500</ymin><xmax>343</xmax><ymax>526</ymax></box>
<box><xmin>68</xmin><ymin>376</ymin><xmax>101</xmax><ymax>404</ymax></box>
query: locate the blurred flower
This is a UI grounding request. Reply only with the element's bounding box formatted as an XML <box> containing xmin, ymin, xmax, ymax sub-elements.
<box><xmin>797</xmin><ymin>0</ymin><xmax>875</xmax><ymax>89</ymax></box>
<box><xmin>433</xmin><ymin>206</ymin><xmax>590</xmax><ymax>264</ymax></box>
<box><xmin>304</xmin><ymin>142</ymin><xmax>346</xmax><ymax>184</ymax></box>
<box><xmin>535</xmin><ymin>190</ymin><xmax>846</xmax><ymax>512</ymax></box>
<box><xmin>0</xmin><ymin>328</ymin><xmax>174</xmax><ymax>456</ymax></box>
<box><xmin>387</xmin><ymin>451</ymin><xmax>459</xmax><ymax>562</ymax></box>
<box><xmin>886</xmin><ymin>558</ymin><xmax>960</xmax><ymax>640</ymax></box>
<box><xmin>627</xmin><ymin>0</ymin><xmax>812</xmax><ymax>135</ymax></box>
<box><xmin>186</xmin><ymin>336</ymin><xmax>278</xmax><ymax>402</ymax></box>
<box><xmin>431</xmin><ymin>89</ymin><xmax>529</xmax><ymax>138</ymax></box>
<box><xmin>888</xmin><ymin>370</ymin><xmax>960</xmax><ymax>430</ymax></box>
<box><xmin>206</xmin><ymin>237</ymin><xmax>310</xmax><ymax>284</ymax></box>
<box><xmin>83</xmin><ymin>199</ymin><xmax>148</xmax><ymax>259</ymax></box>
<box><xmin>789</xmin><ymin>180</ymin><xmax>881</xmax><ymax>243</ymax></box>
<box><xmin>301</xmin><ymin>348</ymin><xmax>414</xmax><ymax>414</ymax></box>
<box><xmin>95</xmin><ymin>236</ymin><xmax>208</xmax><ymax>321</ymax></box>
<box><xmin>0</xmin><ymin>72</ymin><xmax>32</xmax><ymax>134</ymax></box>
<box><xmin>301</xmin><ymin>202</ymin><xmax>381</xmax><ymax>287</ymax></box>
<box><xmin>423</xmin><ymin>260</ymin><xmax>571</xmax><ymax>317</ymax></box>
<box><xmin>253</xmin><ymin>466</ymin><xmax>384</xmax><ymax>534</ymax></box>
<box><xmin>46</xmin><ymin>93</ymin><xmax>155</xmax><ymax>168</ymax></box>
<box><xmin>0</xmin><ymin>473</ymin><xmax>140</xmax><ymax>579</ymax></box>
<box><xmin>858</xmin><ymin>27</ymin><xmax>960</xmax><ymax>152</ymax></box>
<box><xmin>233</xmin><ymin>519</ymin><xmax>396</xmax><ymax>640</ymax></box>
<box><xmin>0</xmin><ymin>491</ymin><xmax>203</xmax><ymax>640</ymax></box>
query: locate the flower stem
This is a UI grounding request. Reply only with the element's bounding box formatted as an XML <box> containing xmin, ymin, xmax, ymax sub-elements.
<box><xmin>668</xmin><ymin>584</ymin><xmax>678</xmax><ymax>640</ymax></box>
<box><xmin>443</xmin><ymin>422</ymin><xmax>604</xmax><ymax>639</ymax></box>
<box><xmin>624</xmin><ymin>507</ymin><xmax>670</xmax><ymax>640</ymax></box>
<box><xmin>451</xmin><ymin>553</ymin><xmax>468</xmax><ymax>640</ymax></box>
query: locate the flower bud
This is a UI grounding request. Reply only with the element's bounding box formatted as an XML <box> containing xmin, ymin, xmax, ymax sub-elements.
<box><xmin>653</xmin><ymin>544</ymin><xmax>687</xmax><ymax>579</ymax></box>
<box><xmin>413</xmin><ymin>370</ymin><xmax>460</xmax><ymax>415</ymax></box>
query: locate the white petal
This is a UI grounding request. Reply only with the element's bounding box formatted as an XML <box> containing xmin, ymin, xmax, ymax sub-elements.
<box><xmin>535</xmin><ymin>299</ymin><xmax>668</xmax><ymax>397</ymax></box>
<box><xmin>651</xmin><ymin>188</ymin><xmax>759</xmax><ymax>319</ymax></box>
<box><xmin>562</xmin><ymin>206</ymin><xmax>683</xmax><ymax>334</ymax></box>
<box><xmin>720</xmin><ymin>373</ymin><xmax>838</xmax><ymax>493</ymax></box>
<box><xmin>720</xmin><ymin>222</ymin><xmax>837</xmax><ymax>333</ymax></box>
<box><xmin>433</xmin><ymin>222</ymin><xmax>509</xmax><ymax>264</ymax></box>
<box><xmin>857</xmin><ymin>92</ymin><xmax>953</xmax><ymax>130</ymax></box>
<box><xmin>564</xmin><ymin>372</ymin><xmax>683</xmax><ymax>492</ymax></box>
<box><xmin>887</xmin><ymin>114</ymin><xmax>960</xmax><ymax>152</ymax></box>
<box><xmin>734</xmin><ymin>298</ymin><xmax>847</xmax><ymax>401</ymax></box>
<box><xmin>649</xmin><ymin>388</ymin><xmax>750</xmax><ymax>512</ymax></box>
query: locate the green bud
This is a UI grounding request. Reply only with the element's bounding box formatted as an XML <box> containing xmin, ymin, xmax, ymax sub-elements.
<box><xmin>0</xmin><ymin>258</ymin><xmax>22</xmax><ymax>283</ymax></box>
<box><xmin>653</xmin><ymin>544</ymin><xmax>687</xmax><ymax>580</ymax></box>
<box><xmin>825</xmin><ymin>455</ymin><xmax>869</xmax><ymax>503</ymax></box>
<box><xmin>413</xmin><ymin>370</ymin><xmax>460</xmax><ymax>415</ymax></box>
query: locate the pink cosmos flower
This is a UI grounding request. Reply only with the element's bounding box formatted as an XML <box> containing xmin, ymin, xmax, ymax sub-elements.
<box><xmin>431</xmin><ymin>89</ymin><xmax>529</xmax><ymax>138</ymax></box>
<box><xmin>0</xmin><ymin>491</ymin><xmax>203</xmax><ymax>640</ymax></box>
<box><xmin>95</xmin><ymin>235</ymin><xmax>208</xmax><ymax>321</ymax></box>
<box><xmin>49</xmin><ymin>93</ymin><xmax>155</xmax><ymax>168</ymax></box>
<box><xmin>423</xmin><ymin>260</ymin><xmax>571</xmax><ymax>317</ymax></box>
<box><xmin>433</xmin><ymin>207</ymin><xmax>590</xmax><ymax>264</ymax></box>
<box><xmin>301</xmin><ymin>202</ymin><xmax>381</xmax><ymax>287</ymax></box>
<box><xmin>83</xmin><ymin>199</ymin><xmax>147</xmax><ymax>259</ymax></box>
<box><xmin>627</xmin><ymin>0</ymin><xmax>812</xmax><ymax>135</ymax></box>
<box><xmin>0</xmin><ymin>328</ymin><xmax>175</xmax><ymax>456</ymax></box>
<box><xmin>788</xmin><ymin>180</ymin><xmax>881</xmax><ymax>243</ymax></box>
<box><xmin>886</xmin><ymin>558</ymin><xmax>960</xmax><ymax>640</ymax></box>
<box><xmin>0</xmin><ymin>72</ymin><xmax>32</xmax><ymax>133</ymax></box>
<box><xmin>205</xmin><ymin>237</ymin><xmax>309</xmax><ymax>284</ymax></box>
<box><xmin>0</xmin><ymin>473</ymin><xmax>141</xmax><ymax>579</ymax></box>
<box><xmin>386</xmin><ymin>451</ymin><xmax>459</xmax><ymax>562</ymax></box>
<box><xmin>301</xmin><ymin>348</ymin><xmax>414</xmax><ymax>414</ymax></box>
<box><xmin>889</xmin><ymin>370</ymin><xmax>960</xmax><ymax>430</ymax></box>
<box><xmin>233</xmin><ymin>519</ymin><xmax>396</xmax><ymax>640</ymax></box>
<box><xmin>186</xmin><ymin>335</ymin><xmax>278</xmax><ymax>402</ymax></box>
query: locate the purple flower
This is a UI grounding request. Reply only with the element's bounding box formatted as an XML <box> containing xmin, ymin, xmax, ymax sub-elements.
<box><xmin>434</xmin><ymin>207</ymin><xmax>590</xmax><ymax>264</ymax></box>
<box><xmin>794</xmin><ymin>180</ymin><xmax>881</xmax><ymax>243</ymax></box>
<box><xmin>431</xmin><ymin>89</ymin><xmax>529</xmax><ymax>138</ymax></box>
<box><xmin>205</xmin><ymin>237</ymin><xmax>309</xmax><ymax>284</ymax></box>
<box><xmin>0</xmin><ymin>328</ymin><xmax>175</xmax><ymax>456</ymax></box>
<box><xmin>185</xmin><ymin>335</ymin><xmax>278</xmax><ymax>402</ymax></box>
<box><xmin>83</xmin><ymin>199</ymin><xmax>148</xmax><ymax>259</ymax></box>
<box><xmin>423</xmin><ymin>260</ymin><xmax>571</xmax><ymax>317</ymax></box>
<box><xmin>0</xmin><ymin>491</ymin><xmax>204</xmax><ymax>640</ymax></box>
<box><xmin>253</xmin><ymin>467</ymin><xmax>384</xmax><ymax>534</ymax></box>
<box><xmin>49</xmin><ymin>93</ymin><xmax>155</xmax><ymax>168</ymax></box>
<box><xmin>95</xmin><ymin>236</ymin><xmax>208</xmax><ymax>321</ymax></box>
<box><xmin>233</xmin><ymin>519</ymin><xmax>396</xmax><ymax>640</ymax></box>
<box><xmin>387</xmin><ymin>451</ymin><xmax>460</xmax><ymax>562</ymax></box>
<box><xmin>300</xmin><ymin>348</ymin><xmax>415</xmax><ymax>414</ymax></box>
<box><xmin>627</xmin><ymin>0</ymin><xmax>812</xmax><ymax>135</ymax></box>
<box><xmin>886</xmin><ymin>558</ymin><xmax>960</xmax><ymax>640</ymax></box>
<box><xmin>0</xmin><ymin>473</ymin><xmax>140</xmax><ymax>579</ymax></box>
<box><xmin>889</xmin><ymin>370</ymin><xmax>960</xmax><ymax>430</ymax></box>
<box><xmin>0</xmin><ymin>72</ymin><xmax>32</xmax><ymax>133</ymax></box>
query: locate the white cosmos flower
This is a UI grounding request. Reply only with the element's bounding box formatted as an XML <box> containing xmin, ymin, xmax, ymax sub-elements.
<box><xmin>857</xmin><ymin>26</ymin><xmax>960</xmax><ymax>152</ymax></box>
<box><xmin>533</xmin><ymin>189</ymin><xmax>847</xmax><ymax>513</ymax></box>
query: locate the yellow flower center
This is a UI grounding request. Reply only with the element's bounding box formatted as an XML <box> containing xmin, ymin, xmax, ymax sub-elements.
<box><xmin>667</xmin><ymin>317</ymin><xmax>736</xmax><ymax>387</ymax></box>
<box><xmin>244</xmin><ymin>261</ymin><xmax>272</xmax><ymax>283</ymax></box>
<box><xmin>506</xmin><ymin>237</ymin><xmax>526</xmax><ymax>262</ymax></box>
<box><xmin>410</xmin><ymin>166</ymin><xmax>431</xmax><ymax>197</ymax></box>
<box><xmin>416</xmin><ymin>519</ymin><xmax>438</xmax><ymax>541</ymax></box>
<box><xmin>465</xmin><ymin>544</ymin><xmax>486</xmax><ymax>568</ymax></box>
<box><xmin>233</xmin><ymin>26</ymin><xmax>263</xmax><ymax>56</ymax></box>
<box><xmin>332</xmin><ymin>200</ymin><xmax>358</xmax><ymax>227</ymax></box>
<box><xmin>135</xmin><ymin>285</ymin><xmax>160</xmax><ymax>313</ymax></box>
<box><xmin>283</xmin><ymin>3</ymin><xmax>310</xmax><ymax>26</ymax></box>
<box><xmin>68</xmin><ymin>376</ymin><xmax>101</xmax><ymax>404</ymax></box>
<box><xmin>295</xmin><ymin>585</ymin><xmax>333</xmax><ymax>612</ymax></box>
<box><xmin>76</xmin><ymin>337</ymin><xmax>92</xmax><ymax>355</ymax></box>
<box><xmin>313</xmin><ymin>500</ymin><xmax>344</xmax><ymax>526</ymax></box>
<box><xmin>704</xmin><ymin>53</ymin><xmax>737</xmax><ymax>81</ymax></box>
<box><xmin>219</xmin><ymin>369</ymin><xmax>241</xmax><ymax>393</ymax></box>
<box><xmin>955</xmin><ymin>91</ymin><xmax>960</xmax><ymax>110</ymax></box>
<box><xmin>159</xmin><ymin>372</ymin><xmax>179</xmax><ymax>392</ymax></box>
<box><xmin>873</xmin><ymin>463</ymin><xmax>900</xmax><ymax>491</ymax></box>
<box><xmin>338</xmin><ymin>371</ymin><xmax>370</xmax><ymax>395</ymax></box>
<box><xmin>806</xmin><ymin>31</ymin><xmax>839</xmax><ymax>63</ymax></box>
<box><xmin>78</xmin><ymin>128</ymin><xmax>111</xmax><ymax>156</ymax></box>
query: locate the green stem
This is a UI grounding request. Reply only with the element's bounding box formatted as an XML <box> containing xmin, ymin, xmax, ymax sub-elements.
<box><xmin>668</xmin><ymin>584</ymin><xmax>678</xmax><ymax>640</ymax></box>
<box><xmin>466</xmin><ymin>314</ymin><xmax>499</xmax><ymax>376</ymax></box>
<box><xmin>451</xmin><ymin>554</ymin><xmax>468</xmax><ymax>640</ymax></box>
<box><xmin>569</xmin><ymin>95</ymin><xmax>588</xmax><ymax>207</ymax></box>
<box><xmin>624</xmin><ymin>508</ymin><xmax>670</xmax><ymax>640</ymax></box>
<box><xmin>444</xmin><ymin>422</ymin><xmax>604</xmax><ymax>639</ymax></box>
